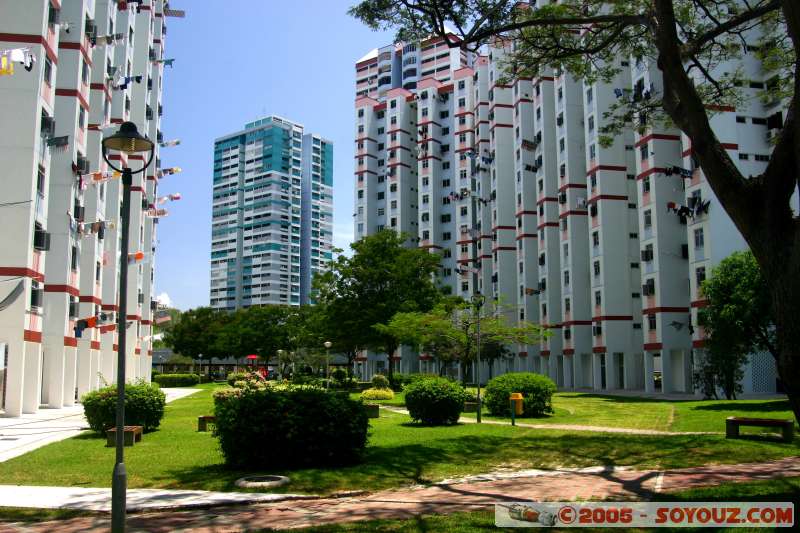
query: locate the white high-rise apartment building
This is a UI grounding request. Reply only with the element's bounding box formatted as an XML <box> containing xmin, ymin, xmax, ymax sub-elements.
<box><xmin>354</xmin><ymin>11</ymin><xmax>792</xmax><ymax>393</ymax></box>
<box><xmin>210</xmin><ymin>116</ymin><xmax>333</xmax><ymax>310</ymax></box>
<box><xmin>0</xmin><ymin>0</ymin><xmax>181</xmax><ymax>417</ymax></box>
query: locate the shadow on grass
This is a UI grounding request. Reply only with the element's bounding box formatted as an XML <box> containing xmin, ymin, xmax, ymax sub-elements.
<box><xmin>158</xmin><ymin>427</ymin><xmax>798</xmax><ymax>496</ymax></box>
<box><xmin>691</xmin><ymin>400</ymin><xmax>792</xmax><ymax>412</ymax></box>
<box><xmin>557</xmin><ymin>393</ymin><xmax>667</xmax><ymax>404</ymax></box>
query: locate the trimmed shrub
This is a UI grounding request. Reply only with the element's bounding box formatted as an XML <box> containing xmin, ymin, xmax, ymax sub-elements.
<box><xmin>484</xmin><ymin>372</ymin><xmax>557</xmax><ymax>417</ymax></box>
<box><xmin>82</xmin><ymin>382</ymin><xmax>166</xmax><ymax>433</ymax></box>
<box><xmin>227</xmin><ymin>371</ymin><xmax>248</xmax><ymax>386</ymax></box>
<box><xmin>371</xmin><ymin>374</ymin><xmax>390</xmax><ymax>389</ymax></box>
<box><xmin>213</xmin><ymin>387</ymin><xmax>369</xmax><ymax>469</ymax></box>
<box><xmin>153</xmin><ymin>373</ymin><xmax>200</xmax><ymax>387</ymax></box>
<box><xmin>331</xmin><ymin>368</ymin><xmax>348</xmax><ymax>383</ymax></box>
<box><xmin>361</xmin><ymin>387</ymin><xmax>395</xmax><ymax>401</ymax></box>
<box><xmin>404</xmin><ymin>376</ymin><xmax>469</xmax><ymax>425</ymax></box>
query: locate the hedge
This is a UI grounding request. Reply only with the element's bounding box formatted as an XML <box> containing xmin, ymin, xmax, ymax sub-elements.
<box><xmin>484</xmin><ymin>372</ymin><xmax>557</xmax><ymax>417</ymax></box>
<box><xmin>404</xmin><ymin>376</ymin><xmax>469</xmax><ymax>425</ymax></box>
<box><xmin>153</xmin><ymin>373</ymin><xmax>201</xmax><ymax>387</ymax></box>
<box><xmin>371</xmin><ymin>374</ymin><xmax>390</xmax><ymax>389</ymax></box>
<box><xmin>213</xmin><ymin>387</ymin><xmax>369</xmax><ymax>469</ymax></box>
<box><xmin>82</xmin><ymin>382</ymin><xmax>166</xmax><ymax>433</ymax></box>
<box><xmin>361</xmin><ymin>387</ymin><xmax>394</xmax><ymax>400</ymax></box>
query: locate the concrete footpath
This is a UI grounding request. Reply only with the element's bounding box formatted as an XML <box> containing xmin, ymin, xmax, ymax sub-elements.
<box><xmin>0</xmin><ymin>388</ymin><xmax>199</xmax><ymax>463</ymax></box>
<box><xmin>1</xmin><ymin>456</ymin><xmax>798</xmax><ymax>532</ymax></box>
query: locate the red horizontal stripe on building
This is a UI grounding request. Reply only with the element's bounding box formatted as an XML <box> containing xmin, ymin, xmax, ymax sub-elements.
<box><xmin>492</xmin><ymin>246</ymin><xmax>515</xmax><ymax>252</ymax></box>
<box><xmin>100</xmin><ymin>324</ymin><xmax>116</xmax><ymax>333</ymax></box>
<box><xmin>91</xmin><ymin>341</ymin><xmax>101</xmax><ymax>350</ymax></box>
<box><xmin>141</xmin><ymin>319</ymin><xmax>152</xmax><ymax>325</ymax></box>
<box><xmin>420</xmin><ymin>244</ymin><xmax>443</xmax><ymax>250</ymax></box>
<box><xmin>0</xmin><ymin>33</ymin><xmax>58</xmax><ymax>64</ymax></box>
<box><xmin>454</xmin><ymin>110</ymin><xmax>474</xmax><ymax>117</ymax></box>
<box><xmin>417</xmin><ymin>155</ymin><xmax>442</xmax><ymax>162</ymax></box>
<box><xmin>559</xmin><ymin>210</ymin><xmax>588</xmax><ymax>218</ymax></box>
<box><xmin>354</xmin><ymin>170</ymin><xmax>376</xmax><ymax>175</ymax></box>
<box><xmin>372</xmin><ymin>102</ymin><xmax>386</xmax><ymax>111</ymax></box>
<box><xmin>490</xmin><ymin>123</ymin><xmax>513</xmax><ymax>130</ymax></box>
<box><xmin>635</xmin><ymin>133</ymin><xmax>681</xmax><ymax>148</ymax></box>
<box><xmin>563</xmin><ymin>348</ymin><xmax>575</xmax><ymax>355</ymax></box>
<box><xmin>516</xmin><ymin>210</ymin><xmax>537</xmax><ymax>216</ymax></box>
<box><xmin>456</xmin><ymin>239</ymin><xmax>475</xmax><ymax>245</ymax></box>
<box><xmin>387</xmin><ymin>162</ymin><xmax>411</xmax><ymax>169</ymax></box>
<box><xmin>541</xmin><ymin>350</ymin><xmax>551</xmax><ymax>356</ymax></box>
<box><xmin>537</xmin><ymin>222</ymin><xmax>559</xmax><ymax>230</ymax></box>
<box><xmin>64</xmin><ymin>336</ymin><xmax>78</xmax><ymax>347</ymax></box>
<box><xmin>592</xmin><ymin>346</ymin><xmax>606</xmax><ymax>353</ymax></box>
<box><xmin>419</xmin><ymin>354</ymin><xmax>433</xmax><ymax>361</ymax></box>
<box><xmin>44</xmin><ymin>284</ymin><xmax>80</xmax><ymax>297</ymax></box>
<box><xmin>130</xmin><ymin>185</ymin><xmax>145</xmax><ymax>193</ymax></box>
<box><xmin>127</xmin><ymin>314</ymin><xmax>141</xmax><ymax>321</ymax></box>
<box><xmin>539</xmin><ymin>76</ymin><xmax>555</xmax><ymax>81</ymax></box>
<box><xmin>417</xmin><ymin>120</ymin><xmax>442</xmax><ymax>128</ymax></box>
<box><xmin>637</xmin><ymin>167</ymin><xmax>666</xmax><ymax>180</ymax></box>
<box><xmin>58</xmin><ymin>40</ymin><xmax>92</xmax><ymax>67</ymax></box>
<box><xmin>386</xmin><ymin>128</ymin><xmax>410</xmax><ymax>135</ymax></box>
<box><xmin>515</xmin><ymin>233</ymin><xmax>537</xmax><ymax>240</ymax></box>
<box><xmin>24</xmin><ymin>330</ymin><xmax>42</xmax><ymax>343</ymax></box>
<box><xmin>693</xmin><ymin>339</ymin><xmax>707</xmax><ymax>348</ymax></box>
<box><xmin>537</xmin><ymin>196</ymin><xmax>557</xmax><ymax>205</ymax></box>
<box><xmin>558</xmin><ymin>183</ymin><xmax>587</xmax><ymax>192</ymax></box>
<box><xmin>489</xmin><ymin>103</ymin><xmax>513</xmax><ymax>112</ymax></box>
<box><xmin>643</xmin><ymin>342</ymin><xmax>663</xmax><ymax>351</ymax></box>
<box><xmin>642</xmin><ymin>307</ymin><xmax>689</xmax><ymax>314</ymax></box>
<box><xmin>588</xmin><ymin>194</ymin><xmax>628</xmax><ymax>204</ymax></box>
<box><xmin>354</xmin><ymin>153</ymin><xmax>377</xmax><ymax>159</ymax></box>
<box><xmin>592</xmin><ymin>315</ymin><xmax>633</xmax><ymax>321</ymax></box>
<box><xmin>492</xmin><ymin>225</ymin><xmax>515</xmax><ymax>231</ymax></box>
<box><xmin>0</xmin><ymin>267</ymin><xmax>45</xmax><ymax>282</ymax></box>
<box><xmin>355</xmin><ymin>136</ymin><xmax>378</xmax><ymax>143</ymax></box>
<box><xmin>418</xmin><ymin>137</ymin><xmax>442</xmax><ymax>144</ymax></box>
<box><xmin>518</xmin><ymin>351</ymin><xmax>528</xmax><ymax>357</ymax></box>
<box><xmin>586</xmin><ymin>164</ymin><xmax>627</xmax><ymax>175</ymax></box>
<box><xmin>691</xmin><ymin>299</ymin><xmax>709</xmax><ymax>308</ymax></box>
<box><xmin>102</xmin><ymin>304</ymin><xmax>118</xmax><ymax>311</ymax></box>
<box><xmin>706</xmin><ymin>104</ymin><xmax>735</xmax><ymax>112</ymax></box>
<box><xmin>563</xmin><ymin>320</ymin><xmax>593</xmax><ymax>326</ymax></box>
<box><xmin>513</xmin><ymin>98</ymin><xmax>533</xmax><ymax>107</ymax></box>
<box><xmin>543</xmin><ymin>323</ymin><xmax>563</xmax><ymax>329</ymax></box>
<box><xmin>55</xmin><ymin>88</ymin><xmax>90</xmax><ymax>111</ymax></box>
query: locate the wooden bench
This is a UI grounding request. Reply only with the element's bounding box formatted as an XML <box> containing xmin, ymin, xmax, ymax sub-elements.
<box><xmin>726</xmin><ymin>417</ymin><xmax>794</xmax><ymax>443</ymax></box>
<box><xmin>198</xmin><ymin>415</ymin><xmax>216</xmax><ymax>432</ymax></box>
<box><xmin>106</xmin><ymin>425</ymin><xmax>143</xmax><ymax>447</ymax></box>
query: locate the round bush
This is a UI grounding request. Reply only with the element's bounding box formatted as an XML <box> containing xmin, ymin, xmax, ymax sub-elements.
<box><xmin>371</xmin><ymin>374</ymin><xmax>390</xmax><ymax>389</ymax></box>
<box><xmin>404</xmin><ymin>376</ymin><xmax>469</xmax><ymax>425</ymax></box>
<box><xmin>213</xmin><ymin>387</ymin><xmax>369</xmax><ymax>469</ymax></box>
<box><xmin>82</xmin><ymin>382</ymin><xmax>166</xmax><ymax>433</ymax></box>
<box><xmin>484</xmin><ymin>372</ymin><xmax>557</xmax><ymax>417</ymax></box>
<box><xmin>361</xmin><ymin>387</ymin><xmax>394</xmax><ymax>400</ymax></box>
<box><xmin>153</xmin><ymin>373</ymin><xmax>200</xmax><ymax>387</ymax></box>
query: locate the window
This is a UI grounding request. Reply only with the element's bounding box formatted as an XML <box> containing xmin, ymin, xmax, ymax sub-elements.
<box><xmin>586</xmin><ymin>87</ymin><xmax>593</xmax><ymax>103</ymax></box>
<box><xmin>595</xmin><ymin>291</ymin><xmax>602</xmax><ymax>306</ymax></box>
<box><xmin>694</xmin><ymin>228</ymin><xmax>704</xmax><ymax>248</ymax></box>
<box><xmin>377</xmin><ymin>191</ymin><xmax>385</xmax><ymax>200</ymax></box>
<box><xmin>358</xmin><ymin>109</ymin><xmax>364</xmax><ymax>117</ymax></box>
<box><xmin>642</xmin><ymin>176</ymin><xmax>651</xmax><ymax>194</ymax></box>
<box><xmin>643</xmin><ymin>209</ymin><xmax>652</xmax><ymax>228</ymax></box>
<box><xmin>588</xmin><ymin>143</ymin><xmax>596</xmax><ymax>160</ymax></box>
<box><xmin>640</xmin><ymin>143</ymin><xmax>649</xmax><ymax>161</ymax></box>
<box><xmin>442</xmin><ymin>232</ymin><xmax>451</xmax><ymax>240</ymax></box>
<box><xmin>592</xmin><ymin>232</ymin><xmax>599</xmax><ymax>247</ymax></box>
<box><xmin>593</xmin><ymin>260</ymin><xmax>600</xmax><ymax>277</ymax></box>
<box><xmin>563</xmin><ymin>270</ymin><xmax>570</xmax><ymax>286</ymax></box>
<box><xmin>588</xmin><ymin>116</ymin><xmax>595</xmax><ymax>132</ymax></box>
<box><xmin>648</xmin><ymin>314</ymin><xmax>657</xmax><ymax>331</ymax></box>
<box><xmin>565</xmin><ymin>298</ymin><xmax>571</xmax><ymax>313</ymax></box>
<box><xmin>696</xmin><ymin>266</ymin><xmax>706</xmax><ymax>287</ymax></box>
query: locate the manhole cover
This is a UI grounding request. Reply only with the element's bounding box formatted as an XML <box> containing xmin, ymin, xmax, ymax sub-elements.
<box><xmin>234</xmin><ymin>475</ymin><xmax>290</xmax><ymax>489</ymax></box>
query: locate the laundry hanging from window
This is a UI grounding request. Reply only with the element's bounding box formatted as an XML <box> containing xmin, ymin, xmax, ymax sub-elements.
<box><xmin>0</xmin><ymin>47</ymin><xmax>36</xmax><ymax>76</ymax></box>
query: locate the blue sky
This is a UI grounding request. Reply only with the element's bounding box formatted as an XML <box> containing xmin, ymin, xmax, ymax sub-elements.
<box><xmin>155</xmin><ymin>1</ymin><xmax>394</xmax><ymax>310</ymax></box>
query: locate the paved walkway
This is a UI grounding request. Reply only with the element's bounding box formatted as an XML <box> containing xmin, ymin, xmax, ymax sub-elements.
<box><xmin>0</xmin><ymin>388</ymin><xmax>199</xmax><ymax>463</ymax></box>
<box><xmin>2</xmin><ymin>457</ymin><xmax>798</xmax><ymax>532</ymax></box>
<box><xmin>382</xmin><ymin>406</ymin><xmax>716</xmax><ymax>435</ymax></box>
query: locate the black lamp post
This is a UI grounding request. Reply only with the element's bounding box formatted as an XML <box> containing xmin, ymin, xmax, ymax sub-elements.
<box><xmin>471</xmin><ymin>293</ymin><xmax>486</xmax><ymax>423</ymax></box>
<box><xmin>102</xmin><ymin>122</ymin><xmax>154</xmax><ymax>533</ymax></box>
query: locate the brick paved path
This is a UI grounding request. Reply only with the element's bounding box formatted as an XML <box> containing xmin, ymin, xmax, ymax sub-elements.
<box><xmin>2</xmin><ymin>457</ymin><xmax>797</xmax><ymax>532</ymax></box>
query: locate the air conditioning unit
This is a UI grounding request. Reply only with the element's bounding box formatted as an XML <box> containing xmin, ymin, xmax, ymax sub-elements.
<box><xmin>593</xmin><ymin>325</ymin><xmax>602</xmax><ymax>336</ymax></box>
<box><xmin>85</xmin><ymin>20</ymin><xmax>97</xmax><ymax>37</ymax></box>
<box><xmin>576</xmin><ymin>197</ymin><xmax>587</xmax><ymax>208</ymax></box>
<box><xmin>30</xmin><ymin>287</ymin><xmax>44</xmax><ymax>309</ymax></box>
<box><xmin>33</xmin><ymin>228</ymin><xmax>51</xmax><ymax>251</ymax></box>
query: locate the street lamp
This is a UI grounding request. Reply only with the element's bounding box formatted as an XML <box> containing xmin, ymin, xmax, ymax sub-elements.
<box><xmin>277</xmin><ymin>349</ymin><xmax>284</xmax><ymax>380</ymax></box>
<box><xmin>324</xmin><ymin>341</ymin><xmax>332</xmax><ymax>389</ymax></box>
<box><xmin>471</xmin><ymin>293</ymin><xmax>486</xmax><ymax>423</ymax></box>
<box><xmin>102</xmin><ymin>122</ymin><xmax>154</xmax><ymax>533</ymax></box>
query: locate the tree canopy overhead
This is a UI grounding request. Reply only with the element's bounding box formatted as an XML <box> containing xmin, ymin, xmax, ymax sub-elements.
<box><xmin>349</xmin><ymin>0</ymin><xmax>800</xmax><ymax>423</ymax></box>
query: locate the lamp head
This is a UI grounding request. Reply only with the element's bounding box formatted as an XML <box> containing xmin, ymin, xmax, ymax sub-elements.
<box><xmin>470</xmin><ymin>293</ymin><xmax>486</xmax><ymax>307</ymax></box>
<box><xmin>324</xmin><ymin>341</ymin><xmax>332</xmax><ymax>349</ymax></box>
<box><xmin>102</xmin><ymin>121</ymin><xmax>155</xmax><ymax>154</ymax></box>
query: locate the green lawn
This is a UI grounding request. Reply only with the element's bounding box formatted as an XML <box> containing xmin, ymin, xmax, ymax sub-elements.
<box><xmin>0</xmin><ymin>385</ymin><xmax>797</xmax><ymax>497</ymax></box>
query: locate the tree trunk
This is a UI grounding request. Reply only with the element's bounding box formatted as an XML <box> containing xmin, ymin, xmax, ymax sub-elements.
<box><xmin>770</xmin><ymin>267</ymin><xmax>800</xmax><ymax>424</ymax></box>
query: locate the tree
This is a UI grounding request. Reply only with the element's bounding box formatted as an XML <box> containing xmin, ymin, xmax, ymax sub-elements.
<box><xmin>314</xmin><ymin>230</ymin><xmax>442</xmax><ymax>377</ymax></box>
<box><xmin>216</xmin><ymin>306</ymin><xmax>293</xmax><ymax>369</ymax></box>
<box><xmin>377</xmin><ymin>299</ymin><xmax>548</xmax><ymax>384</ymax></box>
<box><xmin>696</xmin><ymin>251</ymin><xmax>775</xmax><ymax>399</ymax></box>
<box><xmin>349</xmin><ymin>0</ymin><xmax>800</xmax><ymax>423</ymax></box>
<box><xmin>163</xmin><ymin>307</ymin><xmax>230</xmax><ymax>371</ymax></box>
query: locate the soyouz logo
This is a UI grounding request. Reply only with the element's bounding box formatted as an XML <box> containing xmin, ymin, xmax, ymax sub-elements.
<box><xmin>495</xmin><ymin>502</ymin><xmax>794</xmax><ymax>528</ymax></box>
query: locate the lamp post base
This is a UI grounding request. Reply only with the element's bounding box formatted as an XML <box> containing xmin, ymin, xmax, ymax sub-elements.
<box><xmin>111</xmin><ymin>461</ymin><xmax>127</xmax><ymax>531</ymax></box>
